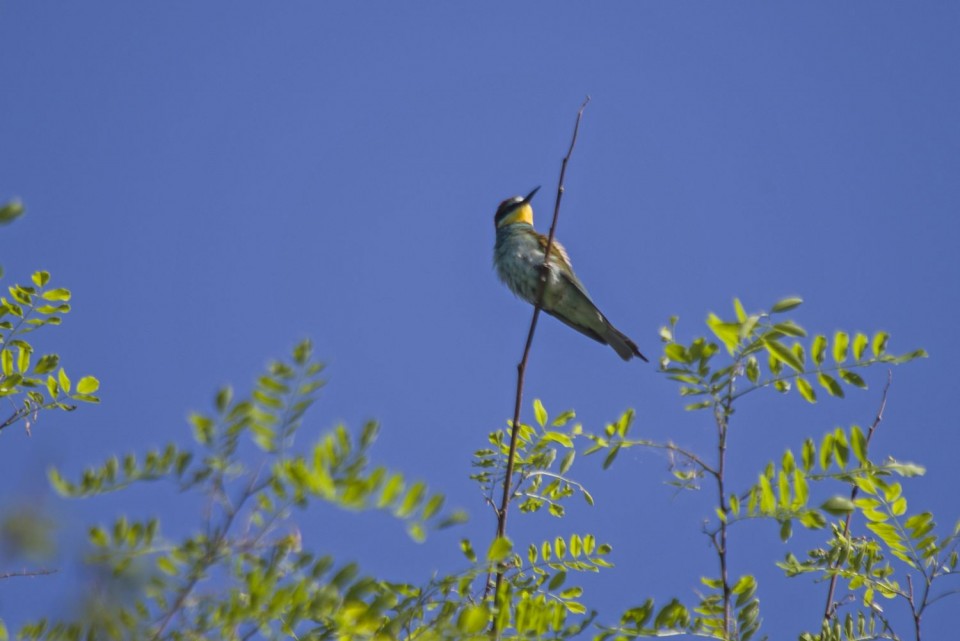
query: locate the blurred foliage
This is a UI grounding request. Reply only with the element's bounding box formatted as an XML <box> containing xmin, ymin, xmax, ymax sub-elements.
<box><xmin>24</xmin><ymin>340</ymin><xmax>470</xmax><ymax>640</ymax></box>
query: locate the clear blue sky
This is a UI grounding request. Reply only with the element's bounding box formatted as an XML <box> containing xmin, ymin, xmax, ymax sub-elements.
<box><xmin>1</xmin><ymin>2</ymin><xmax>958</xmax><ymax>637</ymax></box>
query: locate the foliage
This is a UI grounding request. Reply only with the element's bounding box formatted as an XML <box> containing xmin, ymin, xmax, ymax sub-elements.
<box><xmin>22</xmin><ymin>340</ymin><xmax>470</xmax><ymax>640</ymax></box>
<box><xmin>4</xmin><ymin>291</ymin><xmax>954</xmax><ymax>641</ymax></box>
<box><xmin>0</xmin><ymin>199</ymin><xmax>99</xmax><ymax>436</ymax></box>
<box><xmin>583</xmin><ymin>297</ymin><xmax>947</xmax><ymax>641</ymax></box>
<box><xmin>0</xmin><ymin>198</ymin><xmax>99</xmax><ymax>636</ymax></box>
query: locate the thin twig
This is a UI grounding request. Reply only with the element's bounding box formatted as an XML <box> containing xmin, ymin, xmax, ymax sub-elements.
<box><xmin>823</xmin><ymin>370</ymin><xmax>893</xmax><ymax>621</ymax></box>
<box><xmin>715</xmin><ymin>376</ymin><xmax>737</xmax><ymax>636</ymax></box>
<box><xmin>0</xmin><ymin>567</ymin><xmax>58</xmax><ymax>579</ymax></box>
<box><xmin>486</xmin><ymin>98</ymin><xmax>590</xmax><ymax>621</ymax></box>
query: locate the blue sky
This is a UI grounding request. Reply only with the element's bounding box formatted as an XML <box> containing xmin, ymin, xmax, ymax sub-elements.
<box><xmin>1</xmin><ymin>2</ymin><xmax>958</xmax><ymax>637</ymax></box>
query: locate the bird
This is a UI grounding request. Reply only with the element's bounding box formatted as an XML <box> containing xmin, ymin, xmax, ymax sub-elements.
<box><xmin>493</xmin><ymin>186</ymin><xmax>648</xmax><ymax>362</ymax></box>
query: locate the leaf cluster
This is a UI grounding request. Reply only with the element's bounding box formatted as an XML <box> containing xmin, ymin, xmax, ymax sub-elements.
<box><xmin>0</xmin><ymin>269</ymin><xmax>99</xmax><ymax>433</ymax></box>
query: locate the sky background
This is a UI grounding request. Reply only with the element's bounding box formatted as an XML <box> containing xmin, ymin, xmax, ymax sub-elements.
<box><xmin>1</xmin><ymin>2</ymin><xmax>959</xmax><ymax>637</ymax></box>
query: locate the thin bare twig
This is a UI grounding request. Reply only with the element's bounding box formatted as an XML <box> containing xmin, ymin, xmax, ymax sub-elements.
<box><xmin>486</xmin><ymin>98</ymin><xmax>590</xmax><ymax>621</ymax></box>
<box><xmin>823</xmin><ymin>370</ymin><xmax>893</xmax><ymax>621</ymax></box>
<box><xmin>0</xmin><ymin>567</ymin><xmax>57</xmax><ymax>579</ymax></box>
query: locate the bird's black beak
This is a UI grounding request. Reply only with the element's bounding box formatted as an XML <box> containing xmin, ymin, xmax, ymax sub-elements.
<box><xmin>523</xmin><ymin>186</ymin><xmax>541</xmax><ymax>203</ymax></box>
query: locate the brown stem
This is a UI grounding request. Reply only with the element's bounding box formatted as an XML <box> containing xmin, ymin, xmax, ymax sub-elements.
<box><xmin>822</xmin><ymin>370</ymin><xmax>892</xmax><ymax>621</ymax></box>
<box><xmin>907</xmin><ymin>574</ymin><xmax>922</xmax><ymax>641</ymax></box>
<box><xmin>714</xmin><ymin>382</ymin><xmax>735</xmax><ymax>638</ymax></box>
<box><xmin>487</xmin><ymin>97</ymin><xmax>590</xmax><ymax>628</ymax></box>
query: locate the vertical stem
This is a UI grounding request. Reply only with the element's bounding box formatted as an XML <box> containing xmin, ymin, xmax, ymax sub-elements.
<box><xmin>822</xmin><ymin>372</ymin><xmax>892</xmax><ymax>621</ymax></box>
<box><xmin>709</xmin><ymin>360</ymin><xmax>740</xmax><ymax>640</ymax></box>
<box><xmin>715</xmin><ymin>408</ymin><xmax>732</xmax><ymax>638</ymax></box>
<box><xmin>488</xmin><ymin>98</ymin><xmax>590</xmax><ymax>633</ymax></box>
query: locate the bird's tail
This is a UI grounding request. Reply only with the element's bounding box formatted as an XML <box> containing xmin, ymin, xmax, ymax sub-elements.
<box><xmin>603</xmin><ymin>324</ymin><xmax>649</xmax><ymax>362</ymax></box>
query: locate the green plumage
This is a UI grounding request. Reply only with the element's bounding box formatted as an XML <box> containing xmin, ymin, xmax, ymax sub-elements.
<box><xmin>493</xmin><ymin>191</ymin><xmax>647</xmax><ymax>362</ymax></box>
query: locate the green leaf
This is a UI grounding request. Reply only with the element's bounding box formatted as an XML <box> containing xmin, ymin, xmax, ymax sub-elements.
<box><xmin>833</xmin><ymin>331</ymin><xmax>849</xmax><ymax>363</ymax></box>
<box><xmin>771</xmin><ymin>296</ymin><xmax>803</xmax><ymax>313</ymax></box>
<box><xmin>541</xmin><ymin>432</ymin><xmax>573</xmax><ymax>448</ymax></box>
<box><xmin>396</xmin><ymin>481</ymin><xmax>425</xmax><ymax>518</ymax></box>
<box><xmin>872</xmin><ymin>331</ymin><xmax>889</xmax><ymax>357</ymax></box>
<box><xmin>684</xmin><ymin>400</ymin><xmax>712</xmax><ymax>411</ymax></box>
<box><xmin>57</xmin><ymin>368</ymin><xmax>74</xmax><ymax>395</ymax></box>
<box><xmin>533</xmin><ymin>399</ymin><xmax>547</xmax><ymax>427</ymax></box>
<box><xmin>157</xmin><ymin>556</ymin><xmax>178</xmax><ymax>576</ymax></box>
<box><xmin>779</xmin><ymin>519</ymin><xmax>793</xmax><ymax>542</ymax></box>
<box><xmin>0</xmin><ymin>349</ymin><xmax>12</xmax><ymax>376</ymax></box>
<box><xmin>891</xmin><ymin>348</ymin><xmax>928</xmax><ymax>364</ymax></box>
<box><xmin>759</xmin><ymin>475</ymin><xmax>775</xmax><ymax>513</ymax></box>
<box><xmin>796</xmin><ymin>377</ymin><xmax>816</xmax><ymax>403</ymax></box>
<box><xmin>821</xmin><ymin>496</ymin><xmax>855</xmax><ymax>515</ymax></box>
<box><xmin>763</xmin><ymin>338</ymin><xmax>803</xmax><ymax>372</ymax></box>
<box><xmin>554</xmin><ymin>535</ymin><xmax>567</xmax><ymax>559</ymax></box>
<box><xmin>565</xmin><ymin>601</ymin><xmax>587</xmax><ymax>614</ymax></box>
<box><xmin>833</xmin><ymin>428</ymin><xmax>850</xmax><ymax>468</ymax></box>
<box><xmin>548</xmin><ymin>570</ymin><xmax>567</xmax><ymax>591</ymax></box>
<box><xmin>559</xmin><ymin>586</ymin><xmax>583</xmax><ymax>599</ymax></box>
<box><xmin>817</xmin><ymin>372</ymin><xmax>844</xmax><ymax>397</ymax></box>
<box><xmin>486</xmin><ymin>536</ymin><xmax>512</xmax><ymax>562</ymax></box>
<box><xmin>866</xmin><ymin>521</ymin><xmax>907</xmax><ymax>551</ymax></box>
<box><xmin>664</xmin><ymin>343</ymin><xmax>689</xmax><ymax>363</ymax></box>
<box><xmin>41</xmin><ymin>288</ymin><xmax>71</xmax><ymax>302</ymax></box>
<box><xmin>838</xmin><ymin>369</ymin><xmax>867</xmax><ymax>389</ymax></box>
<box><xmin>33</xmin><ymin>354</ymin><xmax>59</xmax><ymax>374</ymax></box>
<box><xmin>31</xmin><ymin>271</ymin><xmax>50</xmax><ymax>287</ymax></box>
<box><xmin>852</xmin><ymin>333</ymin><xmax>869</xmax><ymax>361</ymax></box>
<box><xmin>457</xmin><ymin>605</ymin><xmax>490</xmax><ymax>634</ymax></box>
<box><xmin>603</xmin><ymin>444</ymin><xmax>620</xmax><ymax>469</ymax></box>
<box><xmin>45</xmin><ymin>375</ymin><xmax>59</xmax><ymax>399</ymax></box>
<box><xmin>76</xmin><ymin>376</ymin><xmax>100</xmax><ymax>395</ymax></box>
<box><xmin>707</xmin><ymin>313</ymin><xmax>740</xmax><ymax>353</ymax></box>
<box><xmin>559</xmin><ymin>450</ymin><xmax>575</xmax><ymax>474</ymax></box>
<box><xmin>733</xmin><ymin>298</ymin><xmax>747</xmax><ymax>322</ymax></box>
<box><xmin>801</xmin><ymin>438</ymin><xmax>815</xmax><ymax>471</ymax></box>
<box><xmin>774</xmin><ymin>320</ymin><xmax>807</xmax><ymax>337</ymax></box>
<box><xmin>850</xmin><ymin>425</ymin><xmax>867</xmax><ymax>464</ymax></box>
<box><xmin>0</xmin><ymin>200</ymin><xmax>25</xmax><ymax>225</ymax></box>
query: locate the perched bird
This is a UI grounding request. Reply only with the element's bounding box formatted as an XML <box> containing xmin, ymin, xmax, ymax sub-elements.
<box><xmin>493</xmin><ymin>186</ymin><xmax>648</xmax><ymax>362</ymax></box>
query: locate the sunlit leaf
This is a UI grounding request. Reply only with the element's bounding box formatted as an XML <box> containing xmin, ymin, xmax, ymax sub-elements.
<box><xmin>822</xmin><ymin>496</ymin><xmax>855</xmax><ymax>515</ymax></box>
<box><xmin>852</xmin><ymin>333</ymin><xmax>869</xmax><ymax>361</ymax></box>
<box><xmin>486</xmin><ymin>536</ymin><xmax>512</xmax><ymax>562</ymax></box>
<box><xmin>872</xmin><ymin>331</ymin><xmax>889</xmax><ymax>357</ymax></box>
<box><xmin>770</xmin><ymin>296</ymin><xmax>803</xmax><ymax>313</ymax></box>
<box><xmin>838</xmin><ymin>369</ymin><xmax>867</xmax><ymax>389</ymax></box>
<box><xmin>796</xmin><ymin>377</ymin><xmax>816</xmax><ymax>403</ymax></box>
<box><xmin>833</xmin><ymin>331</ymin><xmax>849</xmax><ymax>363</ymax></box>
<box><xmin>764</xmin><ymin>338</ymin><xmax>803</xmax><ymax>372</ymax></box>
<box><xmin>817</xmin><ymin>372</ymin><xmax>844</xmax><ymax>397</ymax></box>
<box><xmin>533</xmin><ymin>399</ymin><xmax>547</xmax><ymax>427</ymax></box>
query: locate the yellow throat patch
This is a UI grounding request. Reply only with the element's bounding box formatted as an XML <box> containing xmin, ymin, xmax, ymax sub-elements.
<box><xmin>498</xmin><ymin>202</ymin><xmax>534</xmax><ymax>228</ymax></box>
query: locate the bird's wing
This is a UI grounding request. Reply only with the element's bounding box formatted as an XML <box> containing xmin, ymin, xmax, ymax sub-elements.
<box><xmin>543</xmin><ymin>270</ymin><xmax>609</xmax><ymax>344</ymax></box>
<box><xmin>536</xmin><ymin>234</ymin><xmax>590</xmax><ymax>293</ymax></box>
<box><xmin>544</xmin><ymin>306</ymin><xmax>607</xmax><ymax>344</ymax></box>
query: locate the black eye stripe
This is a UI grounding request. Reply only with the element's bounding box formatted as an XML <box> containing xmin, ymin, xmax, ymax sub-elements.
<box><xmin>494</xmin><ymin>198</ymin><xmax>523</xmax><ymax>224</ymax></box>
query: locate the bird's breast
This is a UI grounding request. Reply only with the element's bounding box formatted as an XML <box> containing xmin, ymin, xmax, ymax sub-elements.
<box><xmin>494</xmin><ymin>227</ymin><xmax>563</xmax><ymax>304</ymax></box>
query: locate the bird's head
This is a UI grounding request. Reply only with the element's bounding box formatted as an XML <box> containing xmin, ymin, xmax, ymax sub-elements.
<box><xmin>494</xmin><ymin>186</ymin><xmax>540</xmax><ymax>229</ymax></box>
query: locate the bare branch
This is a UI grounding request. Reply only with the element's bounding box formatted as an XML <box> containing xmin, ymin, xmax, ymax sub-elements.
<box><xmin>486</xmin><ymin>98</ymin><xmax>590</xmax><ymax>620</ymax></box>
